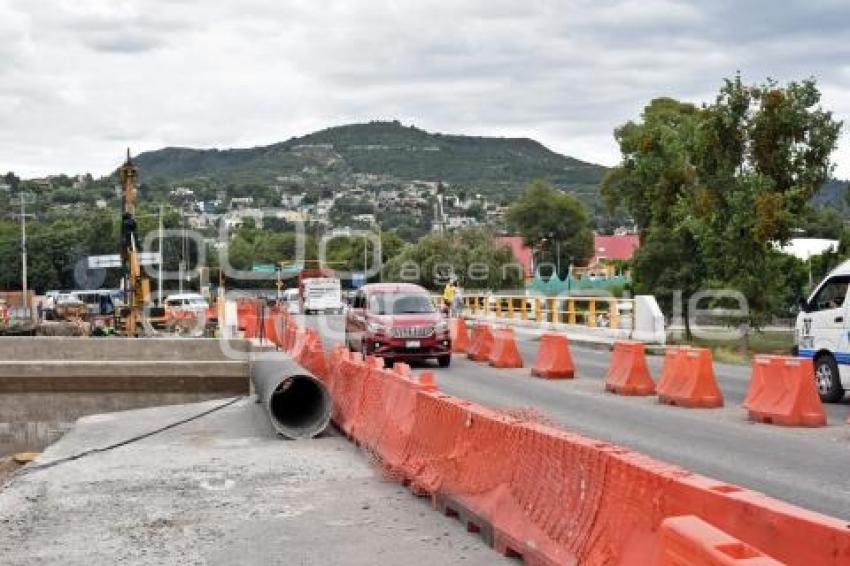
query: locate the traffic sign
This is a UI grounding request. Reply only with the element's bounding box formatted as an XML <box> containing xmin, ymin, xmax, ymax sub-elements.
<box><xmin>88</xmin><ymin>252</ymin><xmax>161</xmax><ymax>269</ymax></box>
<box><xmin>252</xmin><ymin>263</ymin><xmax>278</xmax><ymax>273</ymax></box>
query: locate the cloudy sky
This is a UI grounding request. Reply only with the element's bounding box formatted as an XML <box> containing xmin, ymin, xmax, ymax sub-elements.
<box><xmin>2</xmin><ymin>0</ymin><xmax>850</xmax><ymax>178</ymax></box>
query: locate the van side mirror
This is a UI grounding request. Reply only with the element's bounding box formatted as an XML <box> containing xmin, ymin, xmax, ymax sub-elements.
<box><xmin>799</xmin><ymin>297</ymin><xmax>810</xmax><ymax>313</ymax></box>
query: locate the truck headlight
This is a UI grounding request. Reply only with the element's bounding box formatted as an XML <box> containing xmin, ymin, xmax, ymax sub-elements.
<box><xmin>367</xmin><ymin>321</ymin><xmax>387</xmax><ymax>334</ymax></box>
<box><xmin>434</xmin><ymin>320</ymin><xmax>449</xmax><ymax>333</ymax></box>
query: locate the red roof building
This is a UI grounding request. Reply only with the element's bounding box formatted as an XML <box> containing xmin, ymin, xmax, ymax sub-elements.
<box><xmin>591</xmin><ymin>234</ymin><xmax>640</xmax><ymax>264</ymax></box>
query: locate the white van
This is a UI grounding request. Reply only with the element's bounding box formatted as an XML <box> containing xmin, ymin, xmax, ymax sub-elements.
<box><xmin>795</xmin><ymin>259</ymin><xmax>850</xmax><ymax>402</ymax></box>
<box><xmin>164</xmin><ymin>293</ymin><xmax>209</xmax><ymax>313</ymax></box>
<box><xmin>283</xmin><ymin>288</ymin><xmax>300</xmax><ymax>314</ymax></box>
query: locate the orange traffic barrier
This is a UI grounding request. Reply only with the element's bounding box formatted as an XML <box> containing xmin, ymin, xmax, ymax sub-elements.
<box><xmin>450</xmin><ymin>318</ymin><xmax>470</xmax><ymax>353</ymax></box>
<box><xmin>657</xmin><ymin>347</ymin><xmax>723</xmax><ymax>408</ymax></box>
<box><xmin>743</xmin><ymin>356</ymin><xmax>826</xmax><ymax>427</ymax></box>
<box><xmin>298</xmin><ymin>329</ymin><xmax>329</xmax><ymax>380</ymax></box>
<box><xmin>467</xmin><ymin>324</ymin><xmax>494</xmax><ymax>362</ymax></box>
<box><xmin>242</xmin><ymin>314</ymin><xmax>259</xmax><ymax>339</ymax></box>
<box><xmin>656</xmin><ymin>515</ymin><xmax>782</xmax><ymax>565</ymax></box>
<box><xmin>531</xmin><ymin>333</ymin><xmax>575</xmax><ymax>379</ymax></box>
<box><xmin>289</xmin><ymin>325</ymin><xmax>309</xmax><ymax>362</ymax></box>
<box><xmin>287</xmin><ymin>333</ymin><xmax>850</xmax><ymax>566</ymax></box>
<box><xmin>487</xmin><ymin>327</ymin><xmax>523</xmax><ymax>368</ymax></box>
<box><xmin>605</xmin><ymin>341</ymin><xmax>656</xmax><ymax>395</ymax></box>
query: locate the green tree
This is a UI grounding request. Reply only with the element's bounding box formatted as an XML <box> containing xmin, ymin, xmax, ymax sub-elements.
<box><xmin>505</xmin><ymin>179</ymin><xmax>594</xmax><ymax>274</ymax></box>
<box><xmin>603</xmin><ymin>76</ymin><xmax>842</xmax><ymax>329</ymax></box>
<box><xmin>384</xmin><ymin>227</ymin><xmax>521</xmax><ymax>290</ymax></box>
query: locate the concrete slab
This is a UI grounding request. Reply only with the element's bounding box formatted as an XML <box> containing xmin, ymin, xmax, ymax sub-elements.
<box><xmin>0</xmin><ymin>399</ymin><xmax>506</xmax><ymax>565</ymax></box>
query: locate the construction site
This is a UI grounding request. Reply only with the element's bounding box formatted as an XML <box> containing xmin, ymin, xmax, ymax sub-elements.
<box><xmin>2</xmin><ymin>149</ymin><xmax>850</xmax><ymax>566</ymax></box>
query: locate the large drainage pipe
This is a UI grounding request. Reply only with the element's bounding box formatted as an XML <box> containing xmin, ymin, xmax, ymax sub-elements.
<box><xmin>251</xmin><ymin>357</ymin><xmax>331</xmax><ymax>439</ymax></box>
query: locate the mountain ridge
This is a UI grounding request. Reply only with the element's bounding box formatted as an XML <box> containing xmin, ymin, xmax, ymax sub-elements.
<box><xmin>133</xmin><ymin>120</ymin><xmax>607</xmax><ymax>199</ymax></box>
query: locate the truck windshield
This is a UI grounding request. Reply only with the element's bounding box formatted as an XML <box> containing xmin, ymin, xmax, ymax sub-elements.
<box><xmin>369</xmin><ymin>293</ymin><xmax>435</xmax><ymax>315</ymax></box>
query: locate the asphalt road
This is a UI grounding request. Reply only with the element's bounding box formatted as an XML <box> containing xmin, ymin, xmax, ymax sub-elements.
<box><xmin>301</xmin><ymin>315</ymin><xmax>850</xmax><ymax>521</ymax></box>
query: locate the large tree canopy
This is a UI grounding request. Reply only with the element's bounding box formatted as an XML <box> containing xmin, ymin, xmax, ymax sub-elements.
<box><xmin>602</xmin><ymin>76</ymin><xmax>842</xmax><ymax>327</ymax></box>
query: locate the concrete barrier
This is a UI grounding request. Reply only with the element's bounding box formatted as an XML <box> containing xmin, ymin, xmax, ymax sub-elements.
<box><xmin>0</xmin><ymin>337</ymin><xmax>251</xmax><ymax>455</ymax></box>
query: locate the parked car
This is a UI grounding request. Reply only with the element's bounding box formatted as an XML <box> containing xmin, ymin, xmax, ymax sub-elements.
<box><xmin>795</xmin><ymin>259</ymin><xmax>850</xmax><ymax>402</ymax></box>
<box><xmin>345</xmin><ymin>283</ymin><xmax>451</xmax><ymax>367</ymax></box>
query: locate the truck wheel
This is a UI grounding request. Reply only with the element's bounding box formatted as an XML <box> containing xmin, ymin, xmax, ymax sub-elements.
<box><xmin>438</xmin><ymin>355</ymin><xmax>451</xmax><ymax>368</ymax></box>
<box><xmin>814</xmin><ymin>354</ymin><xmax>844</xmax><ymax>403</ymax></box>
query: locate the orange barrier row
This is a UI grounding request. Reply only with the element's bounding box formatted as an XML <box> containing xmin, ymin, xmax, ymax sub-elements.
<box><xmin>450</xmin><ymin>318</ymin><xmax>470</xmax><ymax>353</ymax></box>
<box><xmin>531</xmin><ymin>333</ymin><xmax>575</xmax><ymax>379</ymax></box>
<box><xmin>605</xmin><ymin>341</ymin><xmax>656</xmax><ymax>395</ymax></box>
<box><xmin>467</xmin><ymin>323</ymin><xmax>494</xmax><ymax>362</ymax></box>
<box><xmin>488</xmin><ymin>327</ymin><xmax>523</xmax><ymax>368</ymax></box>
<box><xmin>744</xmin><ymin>356</ymin><xmax>826</xmax><ymax>427</ymax></box>
<box><xmin>656</xmin><ymin>515</ymin><xmax>783</xmax><ymax>565</ymax></box>
<box><xmin>277</xmin><ymin>318</ymin><xmax>850</xmax><ymax>565</ymax></box>
<box><xmin>657</xmin><ymin>347</ymin><xmax>724</xmax><ymax>408</ymax></box>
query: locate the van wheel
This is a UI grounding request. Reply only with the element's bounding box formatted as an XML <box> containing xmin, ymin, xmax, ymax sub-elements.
<box><xmin>814</xmin><ymin>354</ymin><xmax>844</xmax><ymax>403</ymax></box>
<box><xmin>438</xmin><ymin>355</ymin><xmax>451</xmax><ymax>368</ymax></box>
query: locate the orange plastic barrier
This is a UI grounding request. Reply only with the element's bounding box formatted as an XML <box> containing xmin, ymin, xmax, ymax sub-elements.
<box><xmin>531</xmin><ymin>333</ymin><xmax>575</xmax><ymax>379</ymax></box>
<box><xmin>487</xmin><ymin>327</ymin><xmax>523</xmax><ymax>368</ymax></box>
<box><xmin>262</xmin><ymin>312</ymin><xmax>279</xmax><ymax>345</ymax></box>
<box><xmin>605</xmin><ymin>341</ymin><xmax>656</xmax><ymax>395</ymax></box>
<box><xmin>655</xmin><ymin>515</ymin><xmax>783</xmax><ymax>565</ymax></box>
<box><xmin>236</xmin><ymin>299</ymin><xmax>261</xmax><ymax>331</ymax></box>
<box><xmin>657</xmin><ymin>347</ymin><xmax>723</xmax><ymax>408</ymax></box>
<box><xmin>242</xmin><ymin>314</ymin><xmax>259</xmax><ymax>339</ymax></box>
<box><xmin>286</xmin><ymin>336</ymin><xmax>850</xmax><ymax>566</ymax></box>
<box><xmin>467</xmin><ymin>324</ymin><xmax>494</xmax><ymax>362</ymax></box>
<box><xmin>743</xmin><ymin>356</ymin><xmax>826</xmax><ymax>427</ymax></box>
<box><xmin>450</xmin><ymin>318</ymin><xmax>470</xmax><ymax>353</ymax></box>
<box><xmin>282</xmin><ymin>320</ymin><xmax>297</xmax><ymax>352</ymax></box>
<box><xmin>289</xmin><ymin>325</ymin><xmax>309</xmax><ymax>362</ymax></box>
<box><xmin>298</xmin><ymin>329</ymin><xmax>329</xmax><ymax>380</ymax></box>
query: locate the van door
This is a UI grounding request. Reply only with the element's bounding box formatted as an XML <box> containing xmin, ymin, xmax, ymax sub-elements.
<box><xmin>804</xmin><ymin>275</ymin><xmax>850</xmax><ymax>355</ymax></box>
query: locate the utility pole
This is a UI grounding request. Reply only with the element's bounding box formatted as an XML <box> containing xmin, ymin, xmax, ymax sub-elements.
<box><xmin>20</xmin><ymin>195</ymin><xmax>29</xmax><ymax>318</ymax></box>
<box><xmin>363</xmin><ymin>236</ymin><xmax>368</xmax><ymax>283</ymax></box>
<box><xmin>158</xmin><ymin>204</ymin><xmax>164</xmax><ymax>305</ymax></box>
<box><xmin>12</xmin><ymin>193</ymin><xmax>34</xmax><ymax>318</ymax></box>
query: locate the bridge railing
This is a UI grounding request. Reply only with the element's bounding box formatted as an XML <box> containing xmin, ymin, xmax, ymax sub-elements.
<box><xmin>450</xmin><ymin>294</ymin><xmax>634</xmax><ymax>330</ymax></box>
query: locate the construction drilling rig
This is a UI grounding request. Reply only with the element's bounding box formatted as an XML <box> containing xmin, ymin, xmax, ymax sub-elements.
<box><xmin>118</xmin><ymin>150</ymin><xmax>151</xmax><ymax>336</ymax></box>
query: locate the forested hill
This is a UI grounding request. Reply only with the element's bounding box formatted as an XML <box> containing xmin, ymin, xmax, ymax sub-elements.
<box><xmin>133</xmin><ymin>120</ymin><xmax>607</xmax><ymax>198</ymax></box>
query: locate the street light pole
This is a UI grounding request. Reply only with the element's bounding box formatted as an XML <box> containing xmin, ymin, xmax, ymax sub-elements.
<box><xmin>20</xmin><ymin>195</ymin><xmax>28</xmax><ymax>318</ymax></box>
<box><xmin>158</xmin><ymin>204</ymin><xmax>163</xmax><ymax>305</ymax></box>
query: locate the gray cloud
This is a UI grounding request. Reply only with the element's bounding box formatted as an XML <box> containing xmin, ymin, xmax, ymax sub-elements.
<box><xmin>0</xmin><ymin>0</ymin><xmax>848</xmax><ymax>178</ymax></box>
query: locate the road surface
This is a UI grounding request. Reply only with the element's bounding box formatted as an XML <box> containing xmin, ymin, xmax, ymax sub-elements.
<box><xmin>302</xmin><ymin>314</ymin><xmax>850</xmax><ymax>521</ymax></box>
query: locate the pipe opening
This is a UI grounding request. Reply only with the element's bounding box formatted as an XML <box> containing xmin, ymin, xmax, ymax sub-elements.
<box><xmin>269</xmin><ymin>375</ymin><xmax>328</xmax><ymax>436</ymax></box>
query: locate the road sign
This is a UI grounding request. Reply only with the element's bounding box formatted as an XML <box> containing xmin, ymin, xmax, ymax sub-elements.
<box><xmin>88</xmin><ymin>252</ymin><xmax>161</xmax><ymax>269</ymax></box>
<box><xmin>279</xmin><ymin>262</ymin><xmax>304</xmax><ymax>277</ymax></box>
<box><xmin>252</xmin><ymin>263</ymin><xmax>278</xmax><ymax>273</ymax></box>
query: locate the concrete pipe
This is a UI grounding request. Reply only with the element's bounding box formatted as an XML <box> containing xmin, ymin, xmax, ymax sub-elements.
<box><xmin>251</xmin><ymin>357</ymin><xmax>331</xmax><ymax>439</ymax></box>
